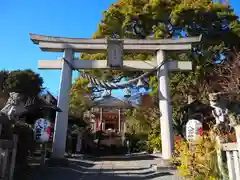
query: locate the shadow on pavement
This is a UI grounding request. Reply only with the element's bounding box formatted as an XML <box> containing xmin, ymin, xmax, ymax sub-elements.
<box><xmin>24</xmin><ymin>156</ymin><xmax>177</xmax><ymax>180</ymax></box>
<box><xmin>25</xmin><ymin>166</ymin><xmax>175</xmax><ymax>180</ymax></box>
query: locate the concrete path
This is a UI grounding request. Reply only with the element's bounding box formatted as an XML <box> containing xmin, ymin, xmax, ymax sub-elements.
<box><xmin>26</xmin><ymin>155</ymin><xmax>180</xmax><ymax>180</ymax></box>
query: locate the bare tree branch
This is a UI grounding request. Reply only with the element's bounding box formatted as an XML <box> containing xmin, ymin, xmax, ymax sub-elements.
<box><xmin>211</xmin><ymin>49</ymin><xmax>240</xmax><ymax>94</ymax></box>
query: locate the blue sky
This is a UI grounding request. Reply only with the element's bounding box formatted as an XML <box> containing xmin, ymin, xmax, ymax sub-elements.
<box><xmin>0</xmin><ymin>0</ymin><xmax>239</xmax><ymax>97</ymax></box>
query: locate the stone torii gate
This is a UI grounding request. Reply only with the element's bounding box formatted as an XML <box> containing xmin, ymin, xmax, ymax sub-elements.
<box><xmin>30</xmin><ymin>33</ymin><xmax>201</xmax><ymax>160</ymax></box>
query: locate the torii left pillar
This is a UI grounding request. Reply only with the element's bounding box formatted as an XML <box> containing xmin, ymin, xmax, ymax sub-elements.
<box><xmin>52</xmin><ymin>49</ymin><xmax>73</xmax><ymax>158</ymax></box>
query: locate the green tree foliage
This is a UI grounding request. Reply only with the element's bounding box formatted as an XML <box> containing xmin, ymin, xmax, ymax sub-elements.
<box><xmin>125</xmin><ymin>107</ymin><xmax>160</xmax><ymax>133</ymax></box>
<box><xmin>1</xmin><ymin>69</ymin><xmax>43</xmax><ymax>97</ymax></box>
<box><xmin>73</xmin><ymin>0</ymin><xmax>240</xmax><ymax>136</ymax></box>
<box><xmin>83</xmin><ymin>0</ymin><xmax>240</xmax><ymax>98</ymax></box>
<box><xmin>69</xmin><ymin>77</ymin><xmax>92</xmax><ymax>119</ymax></box>
<box><xmin>147</xmin><ymin>127</ymin><xmax>161</xmax><ymax>153</ymax></box>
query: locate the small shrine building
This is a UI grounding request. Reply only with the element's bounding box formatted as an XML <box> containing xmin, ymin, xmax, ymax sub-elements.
<box><xmin>90</xmin><ymin>96</ymin><xmax>132</xmax><ymax>134</ymax></box>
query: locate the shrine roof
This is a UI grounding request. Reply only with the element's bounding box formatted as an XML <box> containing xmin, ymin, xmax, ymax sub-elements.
<box><xmin>93</xmin><ymin>96</ymin><xmax>132</xmax><ymax>108</ymax></box>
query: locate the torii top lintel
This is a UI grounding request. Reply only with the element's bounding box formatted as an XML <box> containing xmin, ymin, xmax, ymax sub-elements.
<box><xmin>29</xmin><ymin>33</ymin><xmax>202</xmax><ymax>53</ymax></box>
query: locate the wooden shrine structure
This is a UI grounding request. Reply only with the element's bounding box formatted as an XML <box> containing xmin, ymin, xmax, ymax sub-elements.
<box><xmin>90</xmin><ymin>96</ymin><xmax>132</xmax><ymax>133</ymax></box>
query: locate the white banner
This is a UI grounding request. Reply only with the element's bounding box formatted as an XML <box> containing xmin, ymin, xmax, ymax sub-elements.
<box><xmin>186</xmin><ymin>119</ymin><xmax>203</xmax><ymax>141</ymax></box>
<box><xmin>34</xmin><ymin>118</ymin><xmax>51</xmax><ymax>142</ymax></box>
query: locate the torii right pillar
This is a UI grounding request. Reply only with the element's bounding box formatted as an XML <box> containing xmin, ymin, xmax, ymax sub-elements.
<box><xmin>157</xmin><ymin>50</ymin><xmax>173</xmax><ymax>160</ymax></box>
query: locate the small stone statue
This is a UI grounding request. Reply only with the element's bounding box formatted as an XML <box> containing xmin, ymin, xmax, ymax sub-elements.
<box><xmin>1</xmin><ymin>92</ymin><xmax>28</xmax><ymax>121</ymax></box>
<box><xmin>0</xmin><ymin>92</ymin><xmax>29</xmax><ymax>138</ymax></box>
<box><xmin>209</xmin><ymin>93</ymin><xmax>229</xmax><ymax>132</ymax></box>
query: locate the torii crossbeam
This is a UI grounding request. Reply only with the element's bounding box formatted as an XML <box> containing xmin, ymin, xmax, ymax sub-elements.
<box><xmin>30</xmin><ymin>33</ymin><xmax>201</xmax><ymax>160</ymax></box>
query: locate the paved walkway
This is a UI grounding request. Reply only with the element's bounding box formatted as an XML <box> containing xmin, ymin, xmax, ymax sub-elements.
<box><xmin>26</xmin><ymin>155</ymin><xmax>180</xmax><ymax>180</ymax></box>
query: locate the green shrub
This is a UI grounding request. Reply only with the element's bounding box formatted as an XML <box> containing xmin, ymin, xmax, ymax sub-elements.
<box><xmin>135</xmin><ymin>140</ymin><xmax>147</xmax><ymax>152</ymax></box>
<box><xmin>125</xmin><ymin>132</ymin><xmax>148</xmax><ymax>152</ymax></box>
<box><xmin>147</xmin><ymin>130</ymin><xmax>161</xmax><ymax>153</ymax></box>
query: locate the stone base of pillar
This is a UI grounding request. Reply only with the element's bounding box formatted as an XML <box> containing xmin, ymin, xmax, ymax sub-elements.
<box><xmin>150</xmin><ymin>159</ymin><xmax>176</xmax><ymax>172</ymax></box>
